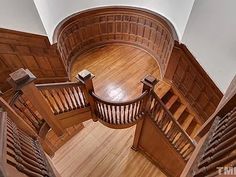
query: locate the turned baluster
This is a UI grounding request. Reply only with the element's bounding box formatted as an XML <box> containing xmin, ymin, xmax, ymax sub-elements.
<box><xmin>7</xmin><ymin>68</ymin><xmax>64</xmax><ymax>137</ymax></box>
<box><xmin>132</xmin><ymin>75</ymin><xmax>158</xmax><ymax>151</ymax></box>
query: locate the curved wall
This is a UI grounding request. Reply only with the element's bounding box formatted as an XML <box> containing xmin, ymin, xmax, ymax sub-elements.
<box><xmin>33</xmin><ymin>0</ymin><xmax>195</xmax><ymax>42</ymax></box>
<box><xmin>54</xmin><ymin>7</ymin><xmax>177</xmax><ymax>77</ymax></box>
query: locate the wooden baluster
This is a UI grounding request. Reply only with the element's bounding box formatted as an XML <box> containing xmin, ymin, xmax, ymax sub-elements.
<box><xmin>108</xmin><ymin>105</ymin><xmax>112</xmax><ymax>124</ymax></box>
<box><xmin>78</xmin><ymin>85</ymin><xmax>87</xmax><ymax>106</ymax></box>
<box><xmin>111</xmin><ymin>106</ymin><xmax>115</xmax><ymax>124</ymax></box>
<box><xmin>99</xmin><ymin>102</ymin><xmax>104</xmax><ymax>120</ymax></box>
<box><xmin>49</xmin><ymin>89</ymin><xmax>63</xmax><ymax>114</ymax></box>
<box><xmin>132</xmin><ymin>75</ymin><xmax>158</xmax><ymax>150</ymax></box>
<box><xmin>56</xmin><ymin>89</ymin><xmax>69</xmax><ymax>112</ymax></box>
<box><xmin>0</xmin><ymin>97</ymin><xmax>37</xmax><ymax>139</ymax></box>
<box><xmin>76</xmin><ymin>70</ymin><xmax>97</xmax><ymax>121</ymax></box>
<box><xmin>72</xmin><ymin>87</ymin><xmax>81</xmax><ymax>108</ymax></box>
<box><xmin>75</xmin><ymin>87</ymin><xmax>84</xmax><ymax>108</ymax></box>
<box><xmin>7</xmin><ymin>68</ymin><xmax>64</xmax><ymax>137</ymax></box>
<box><xmin>134</xmin><ymin>102</ymin><xmax>139</xmax><ymax>120</ymax></box>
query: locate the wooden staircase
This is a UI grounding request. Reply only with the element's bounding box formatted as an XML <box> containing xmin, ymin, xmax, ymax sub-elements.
<box><xmin>155</xmin><ymin>81</ymin><xmax>202</xmax><ymax>141</ymax></box>
<box><xmin>1</xmin><ymin>68</ymin><xmax>208</xmax><ymax>177</ymax></box>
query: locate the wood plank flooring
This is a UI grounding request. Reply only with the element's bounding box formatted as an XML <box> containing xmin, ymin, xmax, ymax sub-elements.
<box><xmin>52</xmin><ymin>45</ymin><xmax>166</xmax><ymax>177</ymax></box>
<box><xmin>52</xmin><ymin>121</ymin><xmax>166</xmax><ymax>177</ymax></box>
<box><xmin>71</xmin><ymin>44</ymin><xmax>161</xmax><ymax>101</ymax></box>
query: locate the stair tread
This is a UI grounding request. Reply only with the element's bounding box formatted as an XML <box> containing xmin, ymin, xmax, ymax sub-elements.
<box><xmin>165</xmin><ymin>95</ymin><xmax>178</xmax><ymax>109</ymax></box>
<box><xmin>181</xmin><ymin>114</ymin><xmax>194</xmax><ymax>131</ymax></box>
<box><xmin>173</xmin><ymin>104</ymin><xmax>187</xmax><ymax>120</ymax></box>
<box><xmin>155</xmin><ymin>82</ymin><xmax>171</xmax><ymax>99</ymax></box>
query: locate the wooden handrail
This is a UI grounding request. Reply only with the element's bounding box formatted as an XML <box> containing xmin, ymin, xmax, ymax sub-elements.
<box><xmin>36</xmin><ymin>82</ymin><xmax>83</xmax><ymax>90</ymax></box>
<box><xmin>149</xmin><ymin>91</ymin><xmax>195</xmax><ymax>160</ymax></box>
<box><xmin>150</xmin><ymin>91</ymin><xmax>195</xmax><ymax>146</ymax></box>
<box><xmin>91</xmin><ymin>91</ymin><xmax>148</xmax><ymax>106</ymax></box>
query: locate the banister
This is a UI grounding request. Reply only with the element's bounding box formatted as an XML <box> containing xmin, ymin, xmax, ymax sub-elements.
<box><xmin>150</xmin><ymin>91</ymin><xmax>195</xmax><ymax>147</ymax></box>
<box><xmin>151</xmin><ymin>91</ymin><xmax>195</xmax><ymax>147</ymax></box>
<box><xmin>90</xmin><ymin>90</ymin><xmax>148</xmax><ymax>106</ymax></box>
<box><xmin>7</xmin><ymin>68</ymin><xmax>64</xmax><ymax>137</ymax></box>
<box><xmin>36</xmin><ymin>81</ymin><xmax>83</xmax><ymax>90</ymax></box>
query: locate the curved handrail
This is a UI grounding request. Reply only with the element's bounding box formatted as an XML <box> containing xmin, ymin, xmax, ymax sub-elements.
<box><xmin>91</xmin><ymin>90</ymin><xmax>148</xmax><ymax>106</ymax></box>
<box><xmin>149</xmin><ymin>91</ymin><xmax>195</xmax><ymax>161</ymax></box>
<box><xmin>91</xmin><ymin>91</ymin><xmax>148</xmax><ymax>125</ymax></box>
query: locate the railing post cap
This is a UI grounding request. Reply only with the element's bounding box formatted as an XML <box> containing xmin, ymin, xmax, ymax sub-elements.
<box><xmin>7</xmin><ymin>68</ymin><xmax>36</xmax><ymax>90</ymax></box>
<box><xmin>76</xmin><ymin>69</ymin><xmax>95</xmax><ymax>83</ymax></box>
<box><xmin>141</xmin><ymin>75</ymin><xmax>158</xmax><ymax>87</ymax></box>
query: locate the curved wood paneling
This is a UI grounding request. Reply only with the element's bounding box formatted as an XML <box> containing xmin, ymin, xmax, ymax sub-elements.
<box><xmin>54</xmin><ymin>7</ymin><xmax>178</xmax><ymax>76</ymax></box>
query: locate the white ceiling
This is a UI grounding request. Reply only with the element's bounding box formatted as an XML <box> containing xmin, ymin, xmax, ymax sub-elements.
<box><xmin>33</xmin><ymin>0</ymin><xmax>195</xmax><ymax>42</ymax></box>
<box><xmin>0</xmin><ymin>0</ymin><xmax>46</xmax><ymax>35</ymax></box>
<box><xmin>0</xmin><ymin>0</ymin><xmax>235</xmax><ymax>93</ymax></box>
<box><xmin>182</xmin><ymin>0</ymin><xmax>236</xmax><ymax>92</ymax></box>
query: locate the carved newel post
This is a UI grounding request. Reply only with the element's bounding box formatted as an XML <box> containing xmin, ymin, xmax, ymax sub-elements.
<box><xmin>132</xmin><ymin>75</ymin><xmax>158</xmax><ymax>151</ymax></box>
<box><xmin>76</xmin><ymin>69</ymin><xmax>98</xmax><ymax>122</ymax></box>
<box><xmin>7</xmin><ymin>68</ymin><xmax>64</xmax><ymax>137</ymax></box>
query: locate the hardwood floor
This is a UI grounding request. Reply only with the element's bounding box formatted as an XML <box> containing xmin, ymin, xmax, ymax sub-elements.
<box><xmin>71</xmin><ymin>44</ymin><xmax>161</xmax><ymax>101</ymax></box>
<box><xmin>52</xmin><ymin>45</ymin><xmax>166</xmax><ymax>177</ymax></box>
<box><xmin>52</xmin><ymin>121</ymin><xmax>166</xmax><ymax>177</ymax></box>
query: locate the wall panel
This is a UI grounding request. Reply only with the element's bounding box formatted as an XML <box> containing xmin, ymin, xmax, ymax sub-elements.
<box><xmin>0</xmin><ymin>28</ymin><xmax>68</xmax><ymax>91</ymax></box>
<box><xmin>165</xmin><ymin>43</ymin><xmax>223</xmax><ymax>121</ymax></box>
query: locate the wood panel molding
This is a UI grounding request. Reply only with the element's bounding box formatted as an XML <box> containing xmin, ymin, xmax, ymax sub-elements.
<box><xmin>0</xmin><ymin>28</ymin><xmax>68</xmax><ymax>92</ymax></box>
<box><xmin>164</xmin><ymin>42</ymin><xmax>223</xmax><ymax>121</ymax></box>
<box><xmin>54</xmin><ymin>6</ymin><xmax>178</xmax><ymax>76</ymax></box>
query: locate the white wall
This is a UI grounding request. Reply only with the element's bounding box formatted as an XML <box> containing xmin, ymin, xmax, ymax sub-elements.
<box><xmin>33</xmin><ymin>0</ymin><xmax>195</xmax><ymax>42</ymax></box>
<box><xmin>0</xmin><ymin>0</ymin><xmax>46</xmax><ymax>35</ymax></box>
<box><xmin>182</xmin><ymin>0</ymin><xmax>236</xmax><ymax>93</ymax></box>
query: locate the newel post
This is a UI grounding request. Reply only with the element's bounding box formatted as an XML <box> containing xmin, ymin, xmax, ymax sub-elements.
<box><xmin>76</xmin><ymin>69</ymin><xmax>98</xmax><ymax>122</ymax></box>
<box><xmin>7</xmin><ymin>68</ymin><xmax>64</xmax><ymax>137</ymax></box>
<box><xmin>132</xmin><ymin>75</ymin><xmax>158</xmax><ymax>151</ymax></box>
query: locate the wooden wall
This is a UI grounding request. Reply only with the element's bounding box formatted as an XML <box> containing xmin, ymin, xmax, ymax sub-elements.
<box><xmin>164</xmin><ymin>42</ymin><xmax>223</xmax><ymax>121</ymax></box>
<box><xmin>138</xmin><ymin>117</ymin><xmax>186</xmax><ymax>177</ymax></box>
<box><xmin>54</xmin><ymin>7</ymin><xmax>178</xmax><ymax>75</ymax></box>
<box><xmin>0</xmin><ymin>28</ymin><xmax>68</xmax><ymax>92</ymax></box>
